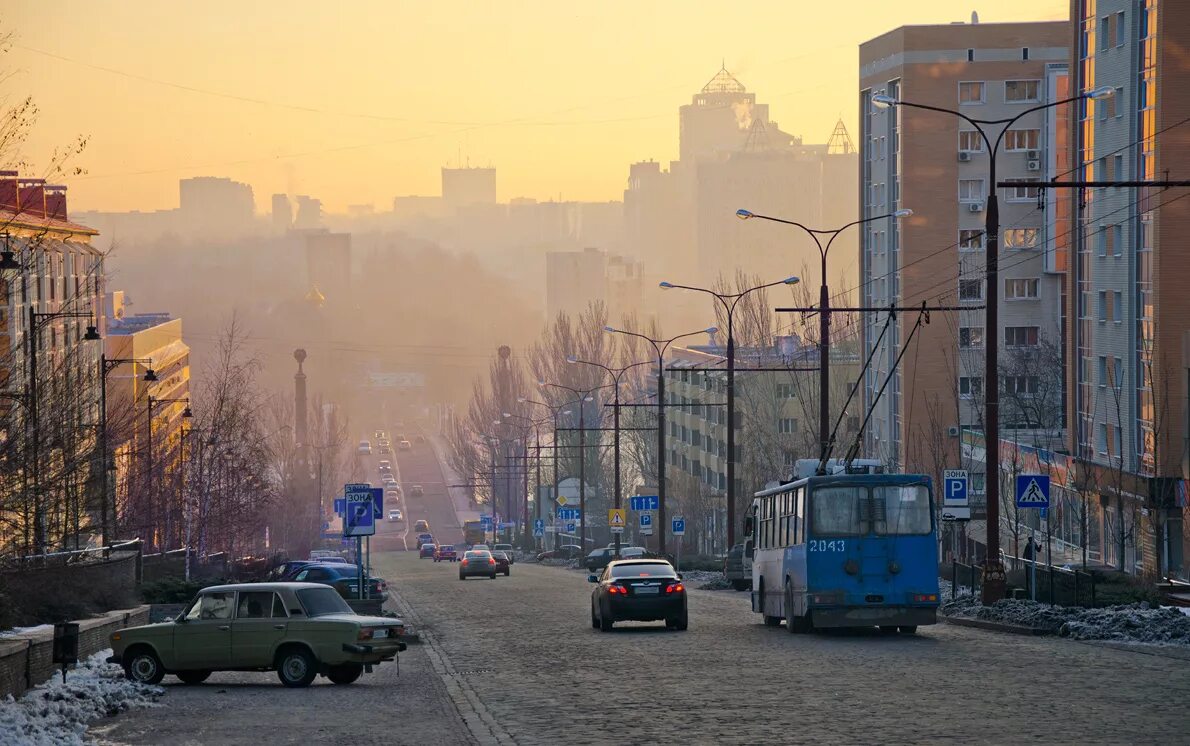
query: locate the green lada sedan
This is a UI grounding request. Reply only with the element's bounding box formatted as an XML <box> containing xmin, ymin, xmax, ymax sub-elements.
<box><xmin>109</xmin><ymin>582</ymin><xmax>406</xmax><ymax>688</ymax></box>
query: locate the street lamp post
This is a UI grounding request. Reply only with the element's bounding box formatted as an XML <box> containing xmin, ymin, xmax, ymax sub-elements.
<box><xmin>146</xmin><ymin>396</ymin><xmax>192</xmax><ymax>550</ymax></box>
<box><xmin>27</xmin><ymin>308</ymin><xmax>100</xmax><ymax>554</ymax></box>
<box><xmin>502</xmin><ymin>412</ymin><xmax>549</xmax><ymax>549</ymax></box>
<box><xmin>99</xmin><ymin>357</ymin><xmax>157</xmax><ymax>546</ymax></box>
<box><xmin>602</xmin><ymin>326</ymin><xmax>718</xmax><ymax>555</ymax></box>
<box><xmin>537</xmin><ymin>382</ymin><xmax>603</xmax><ymax>552</ymax></box>
<box><xmin>871</xmin><ymin>85</ymin><xmax>1113</xmax><ymax>603</ymax></box>
<box><xmin>658</xmin><ymin>278</ymin><xmax>799</xmax><ymax>547</ymax></box>
<box><xmin>736</xmin><ymin>210</ymin><xmax>910</xmax><ymax>468</ymax></box>
<box><xmin>519</xmin><ymin>396</ymin><xmax>576</xmax><ymax>549</ymax></box>
<box><xmin>565</xmin><ymin>357</ymin><xmax>652</xmax><ymax>558</ymax></box>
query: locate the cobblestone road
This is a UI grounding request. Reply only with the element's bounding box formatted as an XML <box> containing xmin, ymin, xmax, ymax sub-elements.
<box><xmin>380</xmin><ymin>552</ymin><xmax>1190</xmax><ymax>745</ymax></box>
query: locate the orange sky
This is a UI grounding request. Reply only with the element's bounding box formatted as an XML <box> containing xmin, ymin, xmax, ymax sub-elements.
<box><xmin>6</xmin><ymin>1</ymin><xmax>1068</xmax><ymax>213</ymax></box>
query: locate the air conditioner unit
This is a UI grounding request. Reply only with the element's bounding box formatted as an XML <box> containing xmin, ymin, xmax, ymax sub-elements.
<box><xmin>958</xmin><ymin>151</ymin><xmax>972</xmax><ymax>162</ymax></box>
<box><xmin>967</xmin><ymin>203</ymin><xmax>984</xmax><ymax>213</ymax></box>
<box><xmin>1026</xmin><ymin>149</ymin><xmax>1041</xmax><ymax>160</ymax></box>
<box><xmin>1027</xmin><ymin>159</ymin><xmax>1041</xmax><ymax>171</ymax></box>
<box><xmin>947</xmin><ymin>426</ymin><xmax>960</xmax><ymax>438</ymax></box>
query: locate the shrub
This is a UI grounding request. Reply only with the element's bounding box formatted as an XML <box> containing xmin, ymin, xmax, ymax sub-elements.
<box><xmin>140</xmin><ymin>577</ymin><xmax>226</xmax><ymax>604</ymax></box>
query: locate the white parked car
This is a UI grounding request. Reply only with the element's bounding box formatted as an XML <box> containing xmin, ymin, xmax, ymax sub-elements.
<box><xmin>388</xmin><ymin>509</ymin><xmax>403</xmax><ymax>522</ymax></box>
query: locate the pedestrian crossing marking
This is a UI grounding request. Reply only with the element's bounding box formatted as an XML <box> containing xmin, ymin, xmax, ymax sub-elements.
<box><xmin>1019</xmin><ymin>480</ymin><xmax>1046</xmax><ymax>504</ymax></box>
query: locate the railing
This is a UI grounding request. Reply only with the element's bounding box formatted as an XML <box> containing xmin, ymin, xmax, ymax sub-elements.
<box><xmin>0</xmin><ymin>538</ymin><xmax>143</xmax><ymax>570</ymax></box>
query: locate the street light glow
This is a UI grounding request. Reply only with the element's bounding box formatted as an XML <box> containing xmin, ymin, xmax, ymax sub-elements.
<box><xmin>871</xmin><ymin>93</ymin><xmax>897</xmax><ymax>108</ymax></box>
<box><xmin>602</xmin><ymin>325</ymin><xmax>616</xmax><ymax>333</ymax></box>
<box><xmin>565</xmin><ymin>354</ymin><xmax>578</xmax><ymax>363</ymax></box>
<box><xmin>659</xmin><ymin>281</ymin><xmax>673</xmax><ymax>289</ymax></box>
<box><xmin>705</xmin><ymin>327</ymin><xmax>719</xmax><ymax>334</ymax></box>
<box><xmin>735</xmin><ymin>209</ymin><xmax>754</xmax><ymax>220</ymax></box>
<box><xmin>783</xmin><ymin>276</ymin><xmax>800</xmax><ymax>285</ymax></box>
<box><xmin>1089</xmin><ymin>85</ymin><xmax>1116</xmax><ymax>99</ymax></box>
<box><xmin>894</xmin><ymin>208</ymin><xmax>913</xmax><ymax>218</ymax></box>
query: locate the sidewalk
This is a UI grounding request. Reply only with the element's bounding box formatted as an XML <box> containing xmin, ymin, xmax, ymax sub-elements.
<box><xmin>429</xmin><ymin>434</ymin><xmax>480</xmax><ymax>525</ymax></box>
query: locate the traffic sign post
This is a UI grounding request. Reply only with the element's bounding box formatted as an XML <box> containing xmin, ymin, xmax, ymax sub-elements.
<box><xmin>342</xmin><ymin>484</ymin><xmax>376</xmax><ymax>537</ymax></box>
<box><xmin>1015</xmin><ymin>474</ymin><xmax>1050</xmax><ymax>508</ymax></box>
<box><xmin>371</xmin><ymin>488</ymin><xmax>384</xmax><ymax>519</ymax></box>
<box><xmin>608</xmin><ymin>508</ymin><xmax>626</xmax><ymax>535</ymax></box>
<box><xmin>532</xmin><ymin>519</ymin><xmax>545</xmax><ymax>538</ymax></box>
<box><xmin>629</xmin><ymin>495</ymin><xmax>659</xmax><ymax>512</ymax></box>
<box><xmin>943</xmin><ymin>470</ymin><xmax>969</xmax><ymax>507</ymax></box>
<box><xmin>671</xmin><ymin>516</ymin><xmax>685</xmax><ymax>573</ymax></box>
<box><xmin>638</xmin><ymin>511</ymin><xmax>654</xmax><ymax>536</ymax></box>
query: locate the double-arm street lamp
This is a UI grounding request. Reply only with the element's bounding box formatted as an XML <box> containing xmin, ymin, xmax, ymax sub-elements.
<box><xmin>502</xmin><ymin>411</ymin><xmax>552</xmax><ymax>548</ymax></box>
<box><xmin>736</xmin><ymin>209</ymin><xmax>911</xmax><ymax>468</ymax></box>
<box><xmin>565</xmin><ymin>357</ymin><xmax>653</xmax><ymax>558</ymax></box>
<box><xmin>27</xmin><ymin>308</ymin><xmax>100</xmax><ymax>554</ymax></box>
<box><xmin>518</xmin><ymin>395</ymin><xmax>577</xmax><ymax>548</ymax></box>
<box><xmin>871</xmin><ymin>85</ymin><xmax>1114</xmax><ymax>603</ymax></box>
<box><xmin>537</xmin><ymin>381</ymin><xmax>609</xmax><ymax>551</ymax></box>
<box><xmin>602</xmin><ymin>325</ymin><xmax>717</xmax><ymax>555</ymax></box>
<box><xmin>99</xmin><ymin>356</ymin><xmax>157</xmax><ymax>545</ymax></box>
<box><xmin>658</xmin><ymin>278</ymin><xmax>799</xmax><ymax>547</ymax></box>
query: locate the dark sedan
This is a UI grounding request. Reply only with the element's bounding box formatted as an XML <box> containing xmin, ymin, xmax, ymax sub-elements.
<box><xmin>419</xmin><ymin>543</ymin><xmax>437</xmax><ymax>559</ymax></box>
<box><xmin>537</xmin><ymin>544</ymin><xmax>582</xmax><ymax>562</ymax></box>
<box><xmin>585</xmin><ymin>546</ymin><xmax>647</xmax><ymax>572</ymax></box>
<box><xmin>491</xmin><ymin>551</ymin><xmax>511</xmax><ymax>576</ymax></box>
<box><xmin>458</xmin><ymin>550</ymin><xmax>497</xmax><ymax>580</ymax></box>
<box><xmin>290</xmin><ymin>563</ymin><xmax>388</xmax><ymax>601</ymax></box>
<box><xmin>589</xmin><ymin>559</ymin><xmax>687</xmax><ymax>632</ymax></box>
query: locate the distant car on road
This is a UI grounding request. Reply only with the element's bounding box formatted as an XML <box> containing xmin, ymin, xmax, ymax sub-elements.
<box><xmin>358</xmin><ymin>440</ymin><xmax>371</xmax><ymax>455</ymax></box>
<box><xmin>590</xmin><ymin>559</ymin><xmax>687</xmax><ymax>632</ymax></box>
<box><xmin>398</xmin><ymin>440</ymin><xmax>412</xmax><ymax>451</ymax></box>
<box><xmin>470</xmin><ymin>544</ymin><xmax>490</xmax><ymax>551</ymax></box>
<box><xmin>415</xmin><ymin>532</ymin><xmax>433</xmax><ymax>547</ymax></box>
<box><xmin>434</xmin><ymin>545</ymin><xmax>458</xmax><ymax>562</ymax></box>
<box><xmin>289</xmin><ymin>563</ymin><xmax>388</xmax><ymax>601</ymax></box>
<box><xmin>491</xmin><ymin>551</ymin><xmax>511</xmax><ymax>576</ymax></box>
<box><xmin>381</xmin><ymin>473</ymin><xmax>397</xmax><ymax>485</ymax></box>
<box><xmin>723</xmin><ymin>543</ymin><xmax>752</xmax><ymax>591</ymax></box>
<box><xmin>419</xmin><ymin>543</ymin><xmax>437</xmax><ymax>559</ymax></box>
<box><xmin>585</xmin><ymin>546</ymin><xmax>647</xmax><ymax>572</ymax></box>
<box><xmin>378</xmin><ymin>460</ymin><xmax>392</xmax><ymax>473</ymax></box>
<box><xmin>493</xmin><ymin>544</ymin><xmax>515</xmax><ymax>564</ymax></box>
<box><xmin>410</xmin><ymin>485</ymin><xmax>424</xmax><ymax>497</ymax></box>
<box><xmin>308</xmin><ymin>550</ymin><xmax>352</xmax><ymax>563</ymax></box>
<box><xmin>388</xmin><ymin>509</ymin><xmax>403</xmax><ymax>522</ymax></box>
<box><xmin>536</xmin><ymin>544</ymin><xmax>582</xmax><ymax>561</ymax></box>
<box><xmin>458</xmin><ymin>550</ymin><xmax>497</xmax><ymax>580</ymax></box>
<box><xmin>108</xmin><ymin>583</ymin><xmax>405</xmax><ymax>687</ymax></box>
<box><xmin>414</xmin><ymin>520</ymin><xmax>430</xmax><ymax>533</ymax></box>
<box><xmin>415</xmin><ymin>434</ymin><xmax>426</xmax><ymax>444</ymax></box>
<box><xmin>374</xmin><ymin>430</ymin><xmax>387</xmax><ymax>441</ymax></box>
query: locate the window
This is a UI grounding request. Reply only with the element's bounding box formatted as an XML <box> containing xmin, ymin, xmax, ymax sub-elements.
<box><xmin>185</xmin><ymin>592</ymin><xmax>234</xmax><ymax>621</ymax></box>
<box><xmin>1005</xmin><ymin>80</ymin><xmax>1041</xmax><ymax>102</ymax></box>
<box><xmin>958</xmin><ymin>131</ymin><xmax>983</xmax><ymax>152</ymax></box>
<box><xmin>1113</xmin><ymin>154</ymin><xmax>1124</xmax><ymax>183</ymax></box>
<box><xmin>959</xmin><ymin>179</ymin><xmax>984</xmax><ymax>202</ymax></box>
<box><xmin>1097</xmin><ymin>290</ymin><xmax>1107</xmax><ymax>321</ymax></box>
<box><xmin>959</xmin><ymin>326</ymin><xmax>984</xmax><ymax>348</ymax></box>
<box><xmin>1005</xmin><ymin>278</ymin><xmax>1039</xmax><ymax>299</ymax></box>
<box><xmin>1006</xmin><ymin>179</ymin><xmax>1040</xmax><ymax>201</ymax></box>
<box><xmin>776</xmin><ymin>383</ymin><xmax>796</xmax><ymax>399</ymax></box>
<box><xmin>778</xmin><ymin>418</ymin><xmax>797</xmax><ymax>435</ymax></box>
<box><xmin>1097</xmin><ymin>424</ymin><xmax>1108</xmax><ymax>454</ymax></box>
<box><xmin>1116</xmin><ymin>11</ymin><xmax>1126</xmax><ymax>47</ymax></box>
<box><xmin>959</xmin><ymin>229</ymin><xmax>983</xmax><ymax>251</ymax></box>
<box><xmin>1113</xmin><ymin>357</ymin><xmax>1123</xmax><ymax>388</ymax></box>
<box><xmin>1003</xmin><ymin>228</ymin><xmax>1038</xmax><ymax>249</ymax></box>
<box><xmin>1004</xmin><ymin>129</ymin><xmax>1040</xmax><ymax>151</ymax></box>
<box><xmin>1022</xmin><ymin>47</ymin><xmax>1030</xmax><ymax>61</ymax></box>
<box><xmin>1114</xmin><ymin>88</ymin><xmax>1124</xmax><ymax>115</ymax></box>
<box><xmin>959</xmin><ymin>279</ymin><xmax>983</xmax><ymax>301</ymax></box>
<box><xmin>810</xmin><ymin>486</ymin><xmax>866</xmax><ymax>536</ymax></box>
<box><xmin>296</xmin><ymin>587</ymin><xmax>352</xmax><ymax>617</ymax></box>
<box><xmin>959</xmin><ymin>81</ymin><xmax>985</xmax><ymax>104</ymax></box>
<box><xmin>959</xmin><ymin>376</ymin><xmax>983</xmax><ymax>399</ymax></box>
<box><xmin>967</xmin><ymin>48</ymin><xmax>974</xmax><ymax>62</ymax></box>
<box><xmin>1098</xmin><ymin>355</ymin><xmax>1108</xmax><ymax>386</ymax></box>
<box><xmin>1112</xmin><ymin>224</ymin><xmax>1123</xmax><ymax>256</ymax></box>
<box><xmin>1097</xmin><ymin>226</ymin><xmax>1108</xmax><ymax>257</ymax></box>
<box><xmin>1113</xmin><ymin>290</ymin><xmax>1122</xmax><ymax>322</ymax></box>
<box><xmin>874</xmin><ymin>485</ymin><xmax>932</xmax><ymax>535</ymax></box>
<box><xmin>1004</xmin><ymin>326</ymin><xmax>1039</xmax><ymax>347</ymax></box>
<box><xmin>237</xmin><ymin>591</ymin><xmax>280</xmax><ymax>619</ymax></box>
<box><xmin>1099</xmin><ymin>15</ymin><xmax>1112</xmax><ymax>51</ymax></box>
<box><xmin>971</xmin><ymin>473</ymin><xmax>986</xmax><ymax>494</ymax></box>
<box><xmin>1005</xmin><ymin>376</ymin><xmax>1039</xmax><ymax>395</ymax></box>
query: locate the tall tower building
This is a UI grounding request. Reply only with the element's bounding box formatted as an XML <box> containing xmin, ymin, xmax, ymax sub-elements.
<box><xmin>858</xmin><ymin>21</ymin><xmax>1070</xmax><ymax>479</ymax></box>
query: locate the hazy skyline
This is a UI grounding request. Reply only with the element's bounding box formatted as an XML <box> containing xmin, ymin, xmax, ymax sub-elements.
<box><xmin>9</xmin><ymin>1</ymin><xmax>1066</xmax><ymax>213</ymax></box>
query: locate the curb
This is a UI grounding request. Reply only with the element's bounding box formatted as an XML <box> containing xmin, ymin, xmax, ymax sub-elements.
<box><xmin>941</xmin><ymin>615</ymin><xmax>1054</xmax><ymax>636</ymax></box>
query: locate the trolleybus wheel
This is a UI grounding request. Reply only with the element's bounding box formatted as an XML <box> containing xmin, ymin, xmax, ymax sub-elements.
<box><xmin>879</xmin><ymin>626</ymin><xmax>898</xmax><ymax>634</ymax></box>
<box><xmin>899</xmin><ymin>625</ymin><xmax>918</xmax><ymax>634</ymax></box>
<box><xmin>784</xmin><ymin>580</ymin><xmax>809</xmax><ymax>633</ymax></box>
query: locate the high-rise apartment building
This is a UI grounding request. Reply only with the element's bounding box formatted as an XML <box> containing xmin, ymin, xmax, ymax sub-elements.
<box><xmin>1068</xmin><ymin>0</ymin><xmax>1188</xmax><ymax>575</ymax></box>
<box><xmin>858</xmin><ymin>20</ymin><xmax>1070</xmax><ymax>476</ymax></box>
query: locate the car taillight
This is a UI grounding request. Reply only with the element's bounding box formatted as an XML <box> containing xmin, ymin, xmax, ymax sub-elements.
<box><xmin>489</xmin><ymin>558</ymin><xmax>496</xmax><ymax>565</ymax></box>
<box><xmin>358</xmin><ymin>628</ymin><xmax>374</xmax><ymax>640</ymax></box>
<box><xmin>913</xmin><ymin>593</ymin><xmax>938</xmax><ymax>603</ymax></box>
<box><xmin>666</xmin><ymin>583</ymin><xmax>685</xmax><ymax>594</ymax></box>
<box><xmin>607</xmin><ymin>585</ymin><xmax>628</xmax><ymax>595</ymax></box>
<box><xmin>461</xmin><ymin>559</ymin><xmax>468</xmax><ymax>565</ymax></box>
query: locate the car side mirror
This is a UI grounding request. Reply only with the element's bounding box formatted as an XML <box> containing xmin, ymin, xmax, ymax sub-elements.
<box><xmin>744</xmin><ymin>540</ymin><xmax>755</xmax><ymax>560</ymax></box>
<box><xmin>676</xmin><ymin>574</ymin><xmax>683</xmax><ymax>581</ymax></box>
<box><xmin>587</xmin><ymin>574</ymin><xmax>598</xmax><ymax>583</ymax></box>
<box><xmin>743</xmin><ymin>516</ymin><xmax>755</xmax><ymax>536</ymax></box>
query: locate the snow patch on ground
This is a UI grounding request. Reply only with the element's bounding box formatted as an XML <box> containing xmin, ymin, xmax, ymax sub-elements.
<box><xmin>0</xmin><ymin>624</ymin><xmax>54</xmax><ymax>639</ymax></box>
<box><xmin>676</xmin><ymin>570</ymin><xmax>730</xmax><ymax>590</ymax></box>
<box><xmin>943</xmin><ymin>595</ymin><xmax>1190</xmax><ymax>645</ymax></box>
<box><xmin>0</xmin><ymin>649</ymin><xmax>162</xmax><ymax>746</ymax></box>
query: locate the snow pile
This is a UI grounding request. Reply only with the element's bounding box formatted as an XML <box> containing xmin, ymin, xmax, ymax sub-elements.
<box><xmin>0</xmin><ymin>649</ymin><xmax>162</xmax><ymax>746</ymax></box>
<box><xmin>0</xmin><ymin>624</ymin><xmax>54</xmax><ymax>639</ymax></box>
<box><xmin>943</xmin><ymin>595</ymin><xmax>1190</xmax><ymax>645</ymax></box>
<box><xmin>675</xmin><ymin>570</ymin><xmax>730</xmax><ymax>590</ymax></box>
<box><xmin>937</xmin><ymin>579</ymin><xmax>973</xmax><ymax>601</ymax></box>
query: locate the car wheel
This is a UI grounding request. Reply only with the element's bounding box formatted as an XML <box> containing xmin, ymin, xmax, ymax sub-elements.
<box><xmin>758</xmin><ymin>580</ymin><xmax>781</xmax><ymax>627</ymax></box>
<box><xmin>599</xmin><ymin>602</ymin><xmax>614</xmax><ymax>632</ymax></box>
<box><xmin>899</xmin><ymin>626</ymin><xmax>918</xmax><ymax>634</ymax></box>
<box><xmin>176</xmin><ymin>669</ymin><xmax>211</xmax><ymax>685</ymax></box>
<box><xmin>591</xmin><ymin>602</ymin><xmax>600</xmax><ymax>629</ymax></box>
<box><xmin>327</xmin><ymin>663</ymin><xmax>364</xmax><ymax>685</ymax></box>
<box><xmin>879</xmin><ymin>625</ymin><xmax>898</xmax><ymax>634</ymax></box>
<box><xmin>666</xmin><ymin>610</ymin><xmax>689</xmax><ymax>631</ymax></box>
<box><xmin>489</xmin><ymin>573</ymin><xmax>496</xmax><ymax>579</ymax></box>
<box><xmin>276</xmin><ymin>647</ymin><xmax>318</xmax><ymax>688</ymax></box>
<box><xmin>459</xmin><ymin>574</ymin><xmax>466</xmax><ymax>581</ymax></box>
<box><xmin>123</xmin><ymin>648</ymin><xmax>165</xmax><ymax>685</ymax></box>
<box><xmin>503</xmin><ymin>570</ymin><xmax>510</xmax><ymax>576</ymax></box>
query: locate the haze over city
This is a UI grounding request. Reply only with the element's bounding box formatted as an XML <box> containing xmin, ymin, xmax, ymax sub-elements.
<box><xmin>1</xmin><ymin>2</ymin><xmax>1188</xmax><ymax>743</ymax></box>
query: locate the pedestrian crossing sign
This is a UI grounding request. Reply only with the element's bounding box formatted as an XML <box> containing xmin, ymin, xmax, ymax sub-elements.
<box><xmin>608</xmin><ymin>508</ymin><xmax>626</xmax><ymax>534</ymax></box>
<box><xmin>1015</xmin><ymin>474</ymin><xmax>1050</xmax><ymax>508</ymax></box>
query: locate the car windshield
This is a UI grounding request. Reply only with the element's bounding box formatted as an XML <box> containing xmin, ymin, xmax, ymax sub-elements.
<box><xmin>492</xmin><ymin>552</ymin><xmax>508</xmax><ymax>559</ymax></box>
<box><xmin>297</xmin><ymin>587</ymin><xmax>353</xmax><ymax>616</ymax></box>
<box><xmin>464</xmin><ymin>551</ymin><xmax>491</xmax><ymax>559</ymax></box>
<box><xmin>609</xmin><ymin>563</ymin><xmax>676</xmax><ymax>579</ymax></box>
<box><xmin>811</xmin><ymin>483</ymin><xmax>933</xmax><ymax>536</ymax></box>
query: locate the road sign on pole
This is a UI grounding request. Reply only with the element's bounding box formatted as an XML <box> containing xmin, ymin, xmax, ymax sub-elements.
<box><xmin>1015</xmin><ymin>474</ymin><xmax>1050</xmax><ymax>508</ymax></box>
<box><xmin>343</xmin><ymin>483</ymin><xmax>375</xmax><ymax>537</ymax></box>
<box><xmin>565</xmin><ymin>521</ymin><xmax>576</xmax><ymax>533</ymax></box>
<box><xmin>671</xmin><ymin>516</ymin><xmax>685</xmax><ymax>536</ymax></box>
<box><xmin>334</xmin><ymin>498</ymin><xmax>345</xmax><ymax>515</ymax></box>
<box><xmin>639</xmin><ymin>512</ymin><xmax>653</xmax><ymax>535</ymax></box>
<box><xmin>533</xmin><ymin>519</ymin><xmax>545</xmax><ymax>537</ymax></box>
<box><xmin>608</xmin><ymin>508</ymin><xmax>626</xmax><ymax>534</ymax></box>
<box><xmin>943</xmin><ymin>470</ymin><xmax>969</xmax><ymax>507</ymax></box>
<box><xmin>371</xmin><ymin>488</ymin><xmax>384</xmax><ymax>519</ymax></box>
<box><xmin>629</xmin><ymin>495</ymin><xmax>659</xmax><ymax>511</ymax></box>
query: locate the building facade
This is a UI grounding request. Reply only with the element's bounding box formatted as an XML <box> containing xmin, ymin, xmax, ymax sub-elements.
<box><xmin>859</xmin><ymin>21</ymin><xmax>1071</xmax><ymax>482</ymax></box>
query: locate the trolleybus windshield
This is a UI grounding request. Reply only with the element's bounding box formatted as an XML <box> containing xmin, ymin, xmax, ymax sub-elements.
<box><xmin>810</xmin><ymin>484</ymin><xmax>932</xmax><ymax>537</ymax></box>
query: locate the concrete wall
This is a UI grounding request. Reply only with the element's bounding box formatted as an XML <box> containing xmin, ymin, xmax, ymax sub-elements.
<box><xmin>0</xmin><ymin>605</ymin><xmax>150</xmax><ymax>699</ymax></box>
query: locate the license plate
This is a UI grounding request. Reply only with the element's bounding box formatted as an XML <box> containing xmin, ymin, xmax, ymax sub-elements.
<box><xmin>373</xmin><ymin>628</ymin><xmax>389</xmax><ymax>639</ymax></box>
<box><xmin>636</xmin><ymin>586</ymin><xmax>659</xmax><ymax>595</ymax></box>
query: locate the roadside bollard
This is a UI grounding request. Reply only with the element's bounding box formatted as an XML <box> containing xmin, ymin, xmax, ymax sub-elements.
<box><xmin>52</xmin><ymin>622</ymin><xmax>79</xmax><ymax>682</ymax></box>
